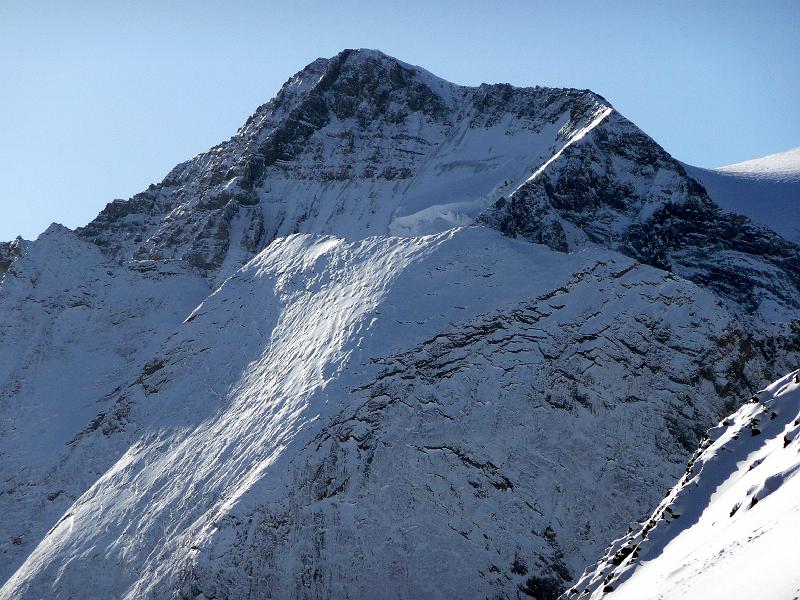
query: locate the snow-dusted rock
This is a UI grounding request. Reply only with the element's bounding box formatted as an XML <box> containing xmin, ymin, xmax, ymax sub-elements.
<box><xmin>480</xmin><ymin>113</ymin><xmax>800</xmax><ymax>321</ymax></box>
<box><xmin>0</xmin><ymin>236</ymin><xmax>27</xmax><ymax>275</ymax></box>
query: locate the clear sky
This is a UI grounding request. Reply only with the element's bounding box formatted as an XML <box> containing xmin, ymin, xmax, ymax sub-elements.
<box><xmin>1</xmin><ymin>0</ymin><xmax>798</xmax><ymax>241</ymax></box>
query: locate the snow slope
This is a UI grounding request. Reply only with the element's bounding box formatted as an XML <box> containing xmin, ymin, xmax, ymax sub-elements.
<box><xmin>568</xmin><ymin>370</ymin><xmax>800</xmax><ymax>600</ymax></box>
<box><xmin>0</xmin><ymin>228</ymin><xmax>779</xmax><ymax>599</ymax></box>
<box><xmin>0</xmin><ymin>225</ymin><xmax>209</xmax><ymax>581</ymax></box>
<box><xmin>685</xmin><ymin>147</ymin><xmax>800</xmax><ymax>244</ymax></box>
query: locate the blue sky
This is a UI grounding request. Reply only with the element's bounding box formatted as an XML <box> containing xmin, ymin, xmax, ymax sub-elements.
<box><xmin>1</xmin><ymin>0</ymin><xmax>798</xmax><ymax>241</ymax></box>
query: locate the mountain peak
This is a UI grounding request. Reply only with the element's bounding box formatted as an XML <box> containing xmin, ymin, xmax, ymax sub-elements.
<box><xmin>74</xmin><ymin>50</ymin><xmax>798</xmax><ymax>324</ymax></box>
<box><xmin>277</xmin><ymin>47</ymin><xmax>453</xmax><ymax>105</ymax></box>
<box><xmin>333</xmin><ymin>47</ymin><xmax>396</xmax><ymax>65</ymax></box>
<box><xmin>77</xmin><ymin>52</ymin><xmax>615</xmax><ymax>274</ymax></box>
<box><xmin>39</xmin><ymin>222</ymin><xmax>73</xmax><ymax>238</ymax></box>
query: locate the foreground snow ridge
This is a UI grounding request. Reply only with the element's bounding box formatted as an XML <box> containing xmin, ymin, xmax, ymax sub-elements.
<box><xmin>569</xmin><ymin>370</ymin><xmax>800</xmax><ymax>600</ymax></box>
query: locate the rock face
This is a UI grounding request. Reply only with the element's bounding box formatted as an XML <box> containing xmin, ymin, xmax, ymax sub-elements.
<box><xmin>479</xmin><ymin>110</ymin><xmax>800</xmax><ymax>318</ymax></box>
<box><xmin>0</xmin><ymin>237</ymin><xmax>26</xmax><ymax>275</ymax></box>
<box><xmin>1</xmin><ymin>50</ymin><xmax>799</xmax><ymax>599</ymax></box>
<box><xmin>567</xmin><ymin>370</ymin><xmax>800</xmax><ymax>600</ymax></box>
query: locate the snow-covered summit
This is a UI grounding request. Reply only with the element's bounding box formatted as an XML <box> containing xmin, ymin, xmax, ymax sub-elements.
<box><xmin>75</xmin><ymin>48</ymin><xmax>613</xmax><ymax>275</ymax></box>
<box><xmin>568</xmin><ymin>370</ymin><xmax>800</xmax><ymax>600</ymax></box>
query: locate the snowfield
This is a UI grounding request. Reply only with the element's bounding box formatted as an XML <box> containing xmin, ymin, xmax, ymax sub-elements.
<box><xmin>718</xmin><ymin>147</ymin><xmax>800</xmax><ymax>181</ymax></box>
<box><xmin>1</xmin><ymin>49</ymin><xmax>799</xmax><ymax>599</ymax></box>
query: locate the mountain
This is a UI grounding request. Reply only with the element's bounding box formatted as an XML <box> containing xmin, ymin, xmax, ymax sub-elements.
<box><xmin>1</xmin><ymin>49</ymin><xmax>799</xmax><ymax>599</ymax></box>
<box><xmin>567</xmin><ymin>370</ymin><xmax>800</xmax><ymax>600</ymax></box>
<box><xmin>685</xmin><ymin>147</ymin><xmax>800</xmax><ymax>245</ymax></box>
